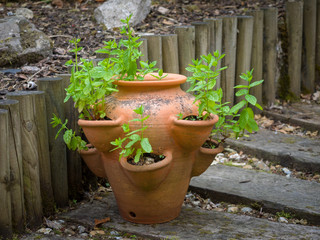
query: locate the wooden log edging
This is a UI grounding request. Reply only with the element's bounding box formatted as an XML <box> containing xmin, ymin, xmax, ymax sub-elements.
<box><xmin>137</xmin><ymin>38</ymin><xmax>148</xmax><ymax>69</ymax></box>
<box><xmin>204</xmin><ymin>18</ymin><xmax>223</xmax><ymax>88</ymax></box>
<box><xmin>316</xmin><ymin>0</ymin><xmax>320</xmax><ymax>85</ymax></box>
<box><xmin>263</xmin><ymin>7</ymin><xmax>278</xmax><ymax>105</ymax></box>
<box><xmin>58</xmin><ymin>74</ymin><xmax>82</xmax><ymax>199</ymax></box>
<box><xmin>38</xmin><ymin>78</ymin><xmax>68</xmax><ymax>207</ymax></box>
<box><xmin>6</xmin><ymin>91</ymin><xmax>44</xmax><ymax>228</ymax></box>
<box><xmin>302</xmin><ymin>0</ymin><xmax>317</xmax><ymax>92</ymax></box>
<box><xmin>235</xmin><ymin>15</ymin><xmax>254</xmax><ymax>103</ymax></box>
<box><xmin>138</xmin><ymin>33</ymin><xmax>163</xmax><ymax>69</ymax></box>
<box><xmin>286</xmin><ymin>1</ymin><xmax>303</xmax><ymax>98</ymax></box>
<box><xmin>219</xmin><ymin>16</ymin><xmax>238</xmax><ymax>104</ymax></box>
<box><xmin>248</xmin><ymin>10</ymin><xmax>264</xmax><ymax>108</ymax></box>
<box><xmin>0</xmin><ymin>109</ymin><xmax>12</xmax><ymax>239</ymax></box>
<box><xmin>175</xmin><ymin>25</ymin><xmax>195</xmax><ymax>91</ymax></box>
<box><xmin>161</xmin><ymin>34</ymin><xmax>179</xmax><ymax>74</ymax></box>
<box><xmin>0</xmin><ymin>100</ymin><xmax>25</xmax><ymax>232</ymax></box>
<box><xmin>191</xmin><ymin>22</ymin><xmax>209</xmax><ymax>61</ymax></box>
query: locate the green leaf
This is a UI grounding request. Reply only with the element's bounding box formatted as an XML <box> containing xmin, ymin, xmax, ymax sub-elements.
<box><xmin>249</xmin><ymin>79</ymin><xmax>264</xmax><ymax>88</ymax></box>
<box><xmin>245</xmin><ymin>94</ymin><xmax>257</xmax><ymax>106</ymax></box>
<box><xmin>235</xmin><ymin>88</ymin><xmax>248</xmax><ymax>97</ymax></box>
<box><xmin>141</xmin><ymin>138</ymin><xmax>152</xmax><ymax>153</ymax></box>
<box><xmin>134</xmin><ymin>148</ymin><xmax>142</xmax><ymax>163</ymax></box>
<box><xmin>238</xmin><ymin>108</ymin><xmax>249</xmax><ymax>129</ymax></box>
<box><xmin>229</xmin><ymin>100</ymin><xmax>246</xmax><ymax>114</ymax></box>
<box><xmin>63</xmin><ymin>129</ymin><xmax>73</xmax><ymax>145</ymax></box>
<box><xmin>248</xmin><ymin>118</ymin><xmax>259</xmax><ymax>132</ymax></box>
<box><xmin>255</xmin><ymin>103</ymin><xmax>263</xmax><ymax>110</ymax></box>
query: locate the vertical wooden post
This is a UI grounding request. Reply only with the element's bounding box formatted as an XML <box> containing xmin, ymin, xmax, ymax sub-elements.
<box><xmin>248</xmin><ymin>10</ymin><xmax>264</xmax><ymax>108</ymax></box>
<box><xmin>38</xmin><ymin>77</ymin><xmax>69</xmax><ymax>207</ymax></box>
<box><xmin>162</xmin><ymin>34</ymin><xmax>179</xmax><ymax>74</ymax></box>
<box><xmin>138</xmin><ymin>33</ymin><xmax>163</xmax><ymax>69</ymax></box>
<box><xmin>175</xmin><ymin>25</ymin><xmax>195</xmax><ymax>91</ymax></box>
<box><xmin>219</xmin><ymin>16</ymin><xmax>238</xmax><ymax>104</ymax></box>
<box><xmin>0</xmin><ymin>100</ymin><xmax>25</xmax><ymax>232</ymax></box>
<box><xmin>302</xmin><ymin>0</ymin><xmax>317</xmax><ymax>92</ymax></box>
<box><xmin>204</xmin><ymin>18</ymin><xmax>223</xmax><ymax>88</ymax></box>
<box><xmin>235</xmin><ymin>16</ymin><xmax>254</xmax><ymax>103</ymax></box>
<box><xmin>191</xmin><ymin>22</ymin><xmax>210</xmax><ymax>60</ymax></box>
<box><xmin>263</xmin><ymin>8</ymin><xmax>278</xmax><ymax>105</ymax></box>
<box><xmin>0</xmin><ymin>109</ymin><xmax>12</xmax><ymax>239</ymax></box>
<box><xmin>58</xmin><ymin>74</ymin><xmax>83</xmax><ymax>199</ymax></box>
<box><xmin>286</xmin><ymin>1</ymin><xmax>303</xmax><ymax>97</ymax></box>
<box><xmin>137</xmin><ymin>38</ymin><xmax>148</xmax><ymax>69</ymax></box>
<box><xmin>316</xmin><ymin>0</ymin><xmax>320</xmax><ymax>84</ymax></box>
<box><xmin>6</xmin><ymin>91</ymin><xmax>44</xmax><ymax>227</ymax></box>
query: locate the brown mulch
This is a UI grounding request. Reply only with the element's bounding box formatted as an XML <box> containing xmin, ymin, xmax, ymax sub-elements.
<box><xmin>0</xmin><ymin>0</ymin><xmax>285</xmax><ymax>98</ymax></box>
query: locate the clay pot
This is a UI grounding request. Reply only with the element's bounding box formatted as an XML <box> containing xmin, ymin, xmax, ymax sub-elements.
<box><xmin>79</xmin><ymin>73</ymin><xmax>223</xmax><ymax>224</ymax></box>
<box><xmin>79</xmin><ymin>145</ymin><xmax>106</xmax><ymax>178</ymax></box>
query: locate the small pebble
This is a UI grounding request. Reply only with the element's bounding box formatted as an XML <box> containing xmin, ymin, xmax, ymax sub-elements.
<box><xmin>227</xmin><ymin>206</ymin><xmax>239</xmax><ymax>213</ymax></box>
<box><xmin>229</xmin><ymin>153</ymin><xmax>240</xmax><ymax>161</ymax></box>
<box><xmin>278</xmin><ymin>217</ymin><xmax>288</xmax><ymax>223</ymax></box>
<box><xmin>110</xmin><ymin>230</ymin><xmax>120</xmax><ymax>236</ymax></box>
<box><xmin>78</xmin><ymin>225</ymin><xmax>86</xmax><ymax>234</ymax></box>
<box><xmin>241</xmin><ymin>207</ymin><xmax>253</xmax><ymax>213</ymax></box>
<box><xmin>37</xmin><ymin>228</ymin><xmax>52</xmax><ymax>234</ymax></box>
<box><xmin>243</xmin><ymin>165</ymin><xmax>253</xmax><ymax>170</ymax></box>
<box><xmin>64</xmin><ymin>228</ymin><xmax>75</xmax><ymax>235</ymax></box>
<box><xmin>255</xmin><ymin>160</ymin><xmax>270</xmax><ymax>171</ymax></box>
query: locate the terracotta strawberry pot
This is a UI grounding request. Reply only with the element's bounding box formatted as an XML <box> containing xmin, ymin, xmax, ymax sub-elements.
<box><xmin>78</xmin><ymin>73</ymin><xmax>223</xmax><ymax>224</ymax></box>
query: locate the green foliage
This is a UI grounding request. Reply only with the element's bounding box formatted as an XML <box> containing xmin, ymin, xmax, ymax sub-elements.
<box><xmin>186</xmin><ymin>50</ymin><xmax>227</xmax><ymax>120</ymax></box>
<box><xmin>186</xmin><ymin>53</ymin><xmax>264</xmax><ymax>143</ymax></box>
<box><xmin>50</xmin><ymin>113</ymin><xmax>87</xmax><ymax>151</ymax></box>
<box><xmin>276</xmin><ymin>210</ymin><xmax>294</xmax><ymax>219</ymax></box>
<box><xmin>110</xmin><ymin>105</ymin><xmax>153</xmax><ymax>163</ymax></box>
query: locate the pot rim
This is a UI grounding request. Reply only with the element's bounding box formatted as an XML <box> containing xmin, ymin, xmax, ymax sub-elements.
<box><xmin>200</xmin><ymin>139</ymin><xmax>224</xmax><ymax>154</ymax></box>
<box><xmin>78</xmin><ymin>115</ymin><xmax>124</xmax><ymax>127</ymax></box>
<box><xmin>114</xmin><ymin>73</ymin><xmax>186</xmax><ymax>87</ymax></box>
<box><xmin>120</xmin><ymin>150</ymin><xmax>173</xmax><ymax>172</ymax></box>
<box><xmin>172</xmin><ymin>113</ymin><xmax>219</xmax><ymax>127</ymax></box>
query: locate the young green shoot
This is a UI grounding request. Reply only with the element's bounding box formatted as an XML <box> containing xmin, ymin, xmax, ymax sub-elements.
<box><xmin>110</xmin><ymin>105</ymin><xmax>153</xmax><ymax>163</ymax></box>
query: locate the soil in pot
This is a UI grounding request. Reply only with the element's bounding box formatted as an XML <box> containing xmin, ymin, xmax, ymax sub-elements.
<box><xmin>127</xmin><ymin>153</ymin><xmax>166</xmax><ymax>166</ymax></box>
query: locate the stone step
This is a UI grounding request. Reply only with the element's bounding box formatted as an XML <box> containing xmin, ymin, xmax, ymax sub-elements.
<box><xmin>59</xmin><ymin>194</ymin><xmax>320</xmax><ymax>240</ymax></box>
<box><xmin>262</xmin><ymin>102</ymin><xmax>320</xmax><ymax>132</ymax></box>
<box><xmin>225</xmin><ymin>129</ymin><xmax>320</xmax><ymax>173</ymax></box>
<box><xmin>190</xmin><ymin>164</ymin><xmax>320</xmax><ymax>225</ymax></box>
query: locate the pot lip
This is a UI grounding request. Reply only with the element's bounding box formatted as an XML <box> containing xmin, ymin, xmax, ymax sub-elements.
<box><xmin>78</xmin><ymin>115</ymin><xmax>123</xmax><ymax>127</ymax></box>
<box><xmin>79</xmin><ymin>144</ymin><xmax>97</xmax><ymax>155</ymax></box>
<box><xmin>200</xmin><ymin>139</ymin><xmax>224</xmax><ymax>154</ymax></box>
<box><xmin>120</xmin><ymin>150</ymin><xmax>173</xmax><ymax>172</ymax></box>
<box><xmin>172</xmin><ymin>113</ymin><xmax>219</xmax><ymax>127</ymax></box>
<box><xmin>114</xmin><ymin>73</ymin><xmax>186</xmax><ymax>87</ymax></box>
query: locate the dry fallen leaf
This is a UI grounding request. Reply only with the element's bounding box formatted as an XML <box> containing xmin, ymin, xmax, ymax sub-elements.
<box><xmin>94</xmin><ymin>217</ymin><xmax>111</xmax><ymax>228</ymax></box>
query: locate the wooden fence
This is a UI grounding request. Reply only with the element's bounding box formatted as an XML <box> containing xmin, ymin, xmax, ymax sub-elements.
<box><xmin>1</xmin><ymin>3</ymin><xmax>320</xmax><ymax>238</ymax></box>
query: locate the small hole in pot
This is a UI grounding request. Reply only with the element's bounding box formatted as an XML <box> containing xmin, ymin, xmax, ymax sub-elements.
<box><xmin>129</xmin><ymin>212</ymin><xmax>136</xmax><ymax>218</ymax></box>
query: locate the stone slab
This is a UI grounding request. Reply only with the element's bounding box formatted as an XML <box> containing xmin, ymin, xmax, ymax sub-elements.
<box><xmin>225</xmin><ymin>129</ymin><xmax>320</xmax><ymax>172</ymax></box>
<box><xmin>262</xmin><ymin>102</ymin><xmax>320</xmax><ymax>132</ymax></box>
<box><xmin>60</xmin><ymin>193</ymin><xmax>320</xmax><ymax>240</ymax></box>
<box><xmin>190</xmin><ymin>164</ymin><xmax>320</xmax><ymax>224</ymax></box>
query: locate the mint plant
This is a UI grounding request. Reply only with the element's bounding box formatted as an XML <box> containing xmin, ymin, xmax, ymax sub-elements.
<box><xmin>51</xmin><ymin>113</ymin><xmax>87</xmax><ymax>151</ymax></box>
<box><xmin>110</xmin><ymin>105</ymin><xmax>153</xmax><ymax>163</ymax></box>
<box><xmin>186</xmin><ymin>52</ymin><xmax>264</xmax><ymax>146</ymax></box>
<box><xmin>186</xmin><ymin>51</ymin><xmax>227</xmax><ymax>120</ymax></box>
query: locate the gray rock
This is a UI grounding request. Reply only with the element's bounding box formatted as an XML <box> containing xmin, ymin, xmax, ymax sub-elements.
<box><xmin>227</xmin><ymin>206</ymin><xmax>239</xmax><ymax>213</ymax></box>
<box><xmin>94</xmin><ymin>0</ymin><xmax>151</xmax><ymax>30</ymax></box>
<box><xmin>190</xmin><ymin>164</ymin><xmax>320</xmax><ymax>225</ymax></box>
<box><xmin>59</xmin><ymin>195</ymin><xmax>320</xmax><ymax>240</ymax></box>
<box><xmin>77</xmin><ymin>225</ymin><xmax>86</xmax><ymax>234</ymax></box>
<box><xmin>15</xmin><ymin>8</ymin><xmax>34</xmax><ymax>19</ymax></box>
<box><xmin>21</xmin><ymin>66</ymin><xmax>40</xmax><ymax>73</ymax></box>
<box><xmin>226</xmin><ymin>129</ymin><xmax>320</xmax><ymax>173</ymax></box>
<box><xmin>0</xmin><ymin>16</ymin><xmax>52</xmax><ymax>67</ymax></box>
